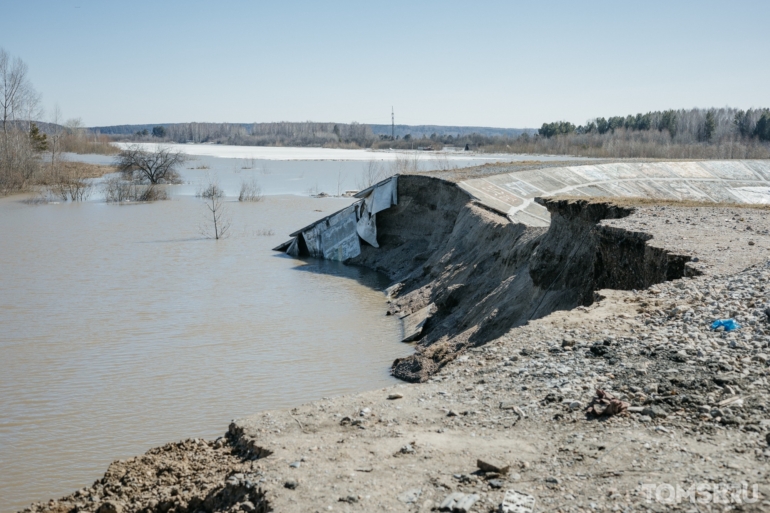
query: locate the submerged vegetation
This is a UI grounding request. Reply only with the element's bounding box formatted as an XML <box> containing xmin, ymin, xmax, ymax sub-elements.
<box><xmin>238</xmin><ymin>177</ymin><xmax>262</xmax><ymax>202</ymax></box>
<box><xmin>102</xmin><ymin>177</ymin><xmax>168</xmax><ymax>203</ymax></box>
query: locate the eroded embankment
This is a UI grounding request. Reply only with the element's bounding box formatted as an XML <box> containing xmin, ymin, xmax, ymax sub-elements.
<box><xmin>355</xmin><ymin>176</ymin><xmax>698</xmax><ymax>382</ymax></box>
<box><xmin>23</xmin><ymin>178</ymin><xmax>770</xmax><ymax>513</ymax></box>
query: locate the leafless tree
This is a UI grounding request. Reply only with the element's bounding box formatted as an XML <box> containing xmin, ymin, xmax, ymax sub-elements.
<box><xmin>48</xmin><ymin>165</ymin><xmax>94</xmax><ymax>202</ymax></box>
<box><xmin>357</xmin><ymin>159</ymin><xmax>384</xmax><ymax>189</ymax></box>
<box><xmin>356</xmin><ymin>158</ymin><xmax>407</xmax><ymax>190</ymax></box>
<box><xmin>391</xmin><ymin>154</ymin><xmax>421</xmax><ymax>174</ymax></box>
<box><xmin>48</xmin><ymin>104</ymin><xmax>64</xmax><ymax>177</ymax></box>
<box><xmin>432</xmin><ymin>153</ymin><xmax>456</xmax><ymax>171</ymax></box>
<box><xmin>64</xmin><ymin>117</ymin><xmax>84</xmax><ymax>136</ymax></box>
<box><xmin>336</xmin><ymin>169</ymin><xmax>346</xmax><ymax>196</ymax></box>
<box><xmin>0</xmin><ymin>48</ymin><xmax>44</xmax><ymax>193</ymax></box>
<box><xmin>199</xmin><ymin>176</ymin><xmax>230</xmax><ymax>240</ymax></box>
<box><xmin>103</xmin><ymin>176</ymin><xmax>167</xmax><ymax>203</ymax></box>
<box><xmin>116</xmin><ymin>144</ymin><xmax>186</xmax><ymax>184</ymax></box>
<box><xmin>0</xmin><ymin>128</ymin><xmax>41</xmax><ymax>192</ymax></box>
<box><xmin>21</xmin><ymin>87</ymin><xmax>42</xmax><ymax>133</ymax></box>
<box><xmin>0</xmin><ymin>48</ymin><xmax>38</xmax><ymax>135</ymax></box>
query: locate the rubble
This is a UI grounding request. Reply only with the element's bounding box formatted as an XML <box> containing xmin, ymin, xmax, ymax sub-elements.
<box><xmin>500</xmin><ymin>489</ymin><xmax>536</xmax><ymax>513</ymax></box>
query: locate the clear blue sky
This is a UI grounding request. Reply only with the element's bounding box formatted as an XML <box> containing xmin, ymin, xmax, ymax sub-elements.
<box><xmin>2</xmin><ymin>0</ymin><xmax>768</xmax><ymax>128</ymax></box>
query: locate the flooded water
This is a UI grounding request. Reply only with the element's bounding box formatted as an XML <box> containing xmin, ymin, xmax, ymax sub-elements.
<box><xmin>0</xmin><ymin>146</ymin><xmax>573</xmax><ymax>512</ymax></box>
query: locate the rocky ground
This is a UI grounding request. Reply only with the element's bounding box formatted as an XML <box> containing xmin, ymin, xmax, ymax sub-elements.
<box><xmin>21</xmin><ymin>204</ymin><xmax>770</xmax><ymax>513</ymax></box>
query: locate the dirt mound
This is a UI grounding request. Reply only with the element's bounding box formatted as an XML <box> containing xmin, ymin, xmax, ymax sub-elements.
<box><xmin>350</xmin><ymin>176</ymin><xmax>696</xmax><ymax>382</ymax></box>
<box><xmin>22</xmin><ymin>438</ymin><xmax>269</xmax><ymax>513</ymax></box>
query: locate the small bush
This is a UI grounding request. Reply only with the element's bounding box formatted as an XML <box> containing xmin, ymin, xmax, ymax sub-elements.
<box><xmin>49</xmin><ymin>177</ymin><xmax>93</xmax><ymax>202</ymax></box>
<box><xmin>103</xmin><ymin>176</ymin><xmax>167</xmax><ymax>203</ymax></box>
<box><xmin>196</xmin><ymin>181</ymin><xmax>224</xmax><ymax>199</ymax></box>
<box><xmin>41</xmin><ymin>165</ymin><xmax>95</xmax><ymax>202</ymax></box>
<box><xmin>239</xmin><ymin>177</ymin><xmax>263</xmax><ymax>202</ymax></box>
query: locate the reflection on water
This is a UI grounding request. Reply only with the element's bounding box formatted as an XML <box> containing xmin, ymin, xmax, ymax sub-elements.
<box><xmin>0</xmin><ymin>193</ymin><xmax>406</xmax><ymax>512</ymax></box>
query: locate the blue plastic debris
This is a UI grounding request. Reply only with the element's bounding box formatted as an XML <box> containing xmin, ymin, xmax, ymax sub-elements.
<box><xmin>711</xmin><ymin>319</ymin><xmax>741</xmax><ymax>331</ymax></box>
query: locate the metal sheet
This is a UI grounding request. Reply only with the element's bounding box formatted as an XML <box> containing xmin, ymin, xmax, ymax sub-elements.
<box><xmin>356</xmin><ymin>196</ymin><xmax>379</xmax><ymax>247</ymax></box>
<box><xmin>284</xmin><ymin>237</ymin><xmax>298</xmax><ymax>257</ymax></box>
<box><xmin>279</xmin><ymin>175</ymin><xmax>401</xmax><ymax>260</ymax></box>
<box><xmin>371</xmin><ymin>175</ymin><xmax>398</xmax><ymax>214</ymax></box>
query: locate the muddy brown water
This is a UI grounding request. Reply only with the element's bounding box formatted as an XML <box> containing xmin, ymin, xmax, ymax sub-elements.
<box><xmin>0</xmin><ymin>148</ymin><xmax>583</xmax><ymax>512</ymax></box>
<box><xmin>0</xmin><ymin>193</ymin><xmax>408</xmax><ymax>512</ymax></box>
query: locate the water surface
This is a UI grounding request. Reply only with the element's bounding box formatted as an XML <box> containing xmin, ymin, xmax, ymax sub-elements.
<box><xmin>0</xmin><ymin>146</ymin><xmax>576</xmax><ymax>512</ymax></box>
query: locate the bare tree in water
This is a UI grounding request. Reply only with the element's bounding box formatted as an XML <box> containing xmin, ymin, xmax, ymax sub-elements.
<box><xmin>199</xmin><ymin>176</ymin><xmax>230</xmax><ymax>240</ymax></box>
<box><xmin>116</xmin><ymin>144</ymin><xmax>186</xmax><ymax>184</ymax></box>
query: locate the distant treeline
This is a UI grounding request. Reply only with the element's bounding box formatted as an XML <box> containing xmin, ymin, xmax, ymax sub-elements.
<box><xmin>368</xmin><ymin>124</ymin><xmax>529</xmax><ymax>139</ymax></box>
<box><xmin>515</xmin><ymin>107</ymin><xmax>770</xmax><ymax>159</ymax></box>
<box><xmin>92</xmin><ymin>121</ymin><xmax>533</xmax><ymax>150</ymax></box>
<box><xmin>166</xmin><ymin>122</ymin><xmax>377</xmax><ymax>147</ymax></box>
<box><xmin>96</xmin><ymin>122</ymin><xmax>376</xmax><ymax>147</ymax></box>
<box><xmin>90</xmin><ymin>107</ymin><xmax>770</xmax><ymax>159</ymax></box>
<box><xmin>539</xmin><ymin>107</ymin><xmax>769</xmax><ymax>142</ymax></box>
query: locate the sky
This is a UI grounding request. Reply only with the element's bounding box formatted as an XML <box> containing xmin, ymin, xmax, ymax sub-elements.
<box><xmin>1</xmin><ymin>0</ymin><xmax>769</xmax><ymax>128</ymax></box>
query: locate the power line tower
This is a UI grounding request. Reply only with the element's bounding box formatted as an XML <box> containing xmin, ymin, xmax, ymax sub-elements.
<box><xmin>391</xmin><ymin>106</ymin><xmax>395</xmax><ymax>141</ymax></box>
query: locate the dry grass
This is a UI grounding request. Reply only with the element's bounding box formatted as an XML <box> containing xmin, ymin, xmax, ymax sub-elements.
<box><xmin>60</xmin><ymin>134</ymin><xmax>120</xmax><ymax>155</ymax></box>
<box><xmin>59</xmin><ymin>161</ymin><xmax>116</xmax><ymax>179</ymax></box>
<box><xmin>36</xmin><ymin>161</ymin><xmax>117</xmax><ymax>184</ymax></box>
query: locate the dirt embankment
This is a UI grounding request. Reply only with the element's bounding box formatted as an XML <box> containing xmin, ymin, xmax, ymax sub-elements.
<box><xmin>20</xmin><ymin>176</ymin><xmax>770</xmax><ymax>513</ymax></box>
<box><xmin>351</xmin><ymin>176</ymin><xmax>696</xmax><ymax>382</ymax></box>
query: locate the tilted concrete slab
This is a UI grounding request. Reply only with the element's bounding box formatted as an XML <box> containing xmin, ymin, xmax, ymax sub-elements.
<box><xmin>459</xmin><ymin>160</ymin><xmax>770</xmax><ymax>226</ymax></box>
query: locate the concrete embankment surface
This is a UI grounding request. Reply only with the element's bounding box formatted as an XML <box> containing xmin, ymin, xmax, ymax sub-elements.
<box><xmin>19</xmin><ymin>175</ymin><xmax>770</xmax><ymax>513</ymax></box>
